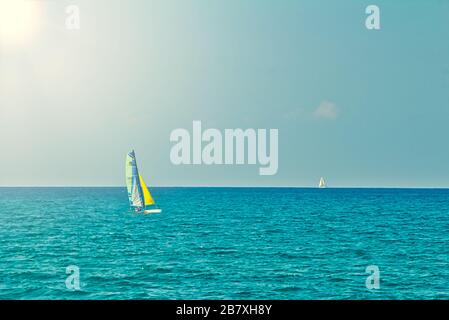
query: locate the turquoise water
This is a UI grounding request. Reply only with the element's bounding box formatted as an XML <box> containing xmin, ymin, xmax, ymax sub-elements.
<box><xmin>0</xmin><ymin>187</ymin><xmax>448</xmax><ymax>299</ymax></box>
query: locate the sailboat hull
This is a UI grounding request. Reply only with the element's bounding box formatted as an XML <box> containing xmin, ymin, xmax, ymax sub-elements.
<box><xmin>144</xmin><ymin>209</ymin><xmax>162</xmax><ymax>214</ymax></box>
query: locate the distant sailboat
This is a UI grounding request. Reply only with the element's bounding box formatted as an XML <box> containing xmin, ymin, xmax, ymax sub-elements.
<box><xmin>126</xmin><ymin>150</ymin><xmax>162</xmax><ymax>214</ymax></box>
<box><xmin>319</xmin><ymin>177</ymin><xmax>326</xmax><ymax>188</ymax></box>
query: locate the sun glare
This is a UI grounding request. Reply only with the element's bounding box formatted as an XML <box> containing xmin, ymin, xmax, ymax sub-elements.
<box><xmin>0</xmin><ymin>0</ymin><xmax>41</xmax><ymax>45</ymax></box>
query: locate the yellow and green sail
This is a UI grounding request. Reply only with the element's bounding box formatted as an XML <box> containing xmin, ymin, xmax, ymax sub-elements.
<box><xmin>126</xmin><ymin>150</ymin><xmax>156</xmax><ymax>209</ymax></box>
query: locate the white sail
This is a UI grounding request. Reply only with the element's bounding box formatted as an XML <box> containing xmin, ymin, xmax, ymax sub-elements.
<box><xmin>319</xmin><ymin>177</ymin><xmax>326</xmax><ymax>188</ymax></box>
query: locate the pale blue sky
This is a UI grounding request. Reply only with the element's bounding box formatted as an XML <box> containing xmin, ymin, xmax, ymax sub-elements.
<box><xmin>0</xmin><ymin>0</ymin><xmax>448</xmax><ymax>187</ymax></box>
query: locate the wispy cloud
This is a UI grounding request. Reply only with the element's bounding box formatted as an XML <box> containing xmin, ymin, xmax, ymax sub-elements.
<box><xmin>313</xmin><ymin>101</ymin><xmax>338</xmax><ymax>120</ymax></box>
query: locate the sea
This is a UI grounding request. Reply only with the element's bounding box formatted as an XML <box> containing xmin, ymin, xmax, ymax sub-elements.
<box><xmin>0</xmin><ymin>187</ymin><xmax>448</xmax><ymax>300</ymax></box>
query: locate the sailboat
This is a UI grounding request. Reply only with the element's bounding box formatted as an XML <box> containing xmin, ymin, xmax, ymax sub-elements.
<box><xmin>125</xmin><ymin>150</ymin><xmax>162</xmax><ymax>214</ymax></box>
<box><xmin>319</xmin><ymin>177</ymin><xmax>326</xmax><ymax>188</ymax></box>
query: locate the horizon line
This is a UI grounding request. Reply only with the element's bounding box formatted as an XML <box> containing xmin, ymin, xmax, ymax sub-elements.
<box><xmin>1</xmin><ymin>185</ymin><xmax>449</xmax><ymax>189</ymax></box>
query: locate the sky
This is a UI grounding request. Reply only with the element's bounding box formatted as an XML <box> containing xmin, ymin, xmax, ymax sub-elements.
<box><xmin>0</xmin><ymin>0</ymin><xmax>448</xmax><ymax>187</ymax></box>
